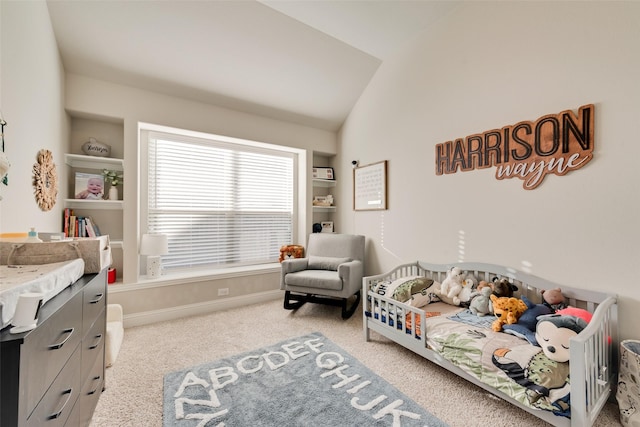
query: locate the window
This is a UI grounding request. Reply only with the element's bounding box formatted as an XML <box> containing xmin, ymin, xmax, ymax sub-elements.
<box><xmin>144</xmin><ymin>128</ymin><xmax>296</xmax><ymax>271</ymax></box>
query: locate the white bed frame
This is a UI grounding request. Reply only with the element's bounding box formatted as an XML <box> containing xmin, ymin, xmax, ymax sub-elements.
<box><xmin>363</xmin><ymin>261</ymin><xmax>618</xmax><ymax>427</ymax></box>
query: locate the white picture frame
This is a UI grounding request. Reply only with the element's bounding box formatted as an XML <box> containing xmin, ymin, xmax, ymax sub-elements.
<box><xmin>321</xmin><ymin>221</ymin><xmax>334</xmax><ymax>233</ymax></box>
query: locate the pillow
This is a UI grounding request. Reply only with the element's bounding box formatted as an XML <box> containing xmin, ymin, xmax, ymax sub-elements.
<box><xmin>307</xmin><ymin>256</ymin><xmax>351</xmax><ymax>270</ymax></box>
<box><xmin>373</xmin><ymin>275</ymin><xmax>420</xmax><ymax>299</ymax></box>
<box><xmin>391</xmin><ymin>277</ymin><xmax>434</xmax><ymax>305</ymax></box>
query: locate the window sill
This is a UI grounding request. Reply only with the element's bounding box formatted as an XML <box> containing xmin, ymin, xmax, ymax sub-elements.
<box><xmin>108</xmin><ymin>263</ymin><xmax>281</xmax><ymax>292</ymax></box>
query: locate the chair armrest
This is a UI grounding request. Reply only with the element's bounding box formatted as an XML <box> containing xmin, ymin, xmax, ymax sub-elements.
<box><xmin>338</xmin><ymin>260</ymin><xmax>364</xmax><ymax>294</ymax></box>
<box><xmin>281</xmin><ymin>258</ymin><xmax>309</xmax><ymax>274</ymax></box>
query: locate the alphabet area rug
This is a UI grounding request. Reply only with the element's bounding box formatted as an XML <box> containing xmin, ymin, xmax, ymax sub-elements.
<box><xmin>163</xmin><ymin>332</ymin><xmax>448</xmax><ymax>427</ymax></box>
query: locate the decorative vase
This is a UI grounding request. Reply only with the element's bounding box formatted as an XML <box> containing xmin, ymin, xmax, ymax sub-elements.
<box><xmin>108</xmin><ymin>185</ymin><xmax>118</xmax><ymax>200</ymax></box>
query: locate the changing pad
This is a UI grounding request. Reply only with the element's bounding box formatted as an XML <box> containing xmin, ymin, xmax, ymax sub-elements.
<box><xmin>0</xmin><ymin>258</ymin><xmax>85</xmax><ymax>329</ymax></box>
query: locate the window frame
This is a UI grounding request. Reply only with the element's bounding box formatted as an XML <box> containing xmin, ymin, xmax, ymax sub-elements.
<box><xmin>139</xmin><ymin>123</ymin><xmax>303</xmax><ymax>277</ymax></box>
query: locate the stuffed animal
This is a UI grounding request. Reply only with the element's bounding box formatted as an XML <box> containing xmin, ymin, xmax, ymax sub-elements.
<box><xmin>278</xmin><ymin>245</ymin><xmax>304</xmax><ymax>262</ymax></box>
<box><xmin>555</xmin><ymin>306</ymin><xmax>592</xmax><ymax>324</ymax></box>
<box><xmin>502</xmin><ymin>296</ymin><xmax>554</xmax><ymax>344</ymax></box>
<box><xmin>458</xmin><ymin>276</ymin><xmax>477</xmax><ymax>306</ymax></box>
<box><xmin>541</xmin><ymin>288</ymin><xmax>567</xmax><ymax>311</ymax></box>
<box><xmin>439</xmin><ymin>267</ymin><xmax>464</xmax><ymax>306</ymax></box>
<box><xmin>477</xmin><ymin>280</ymin><xmax>494</xmax><ymax>292</ymax></box>
<box><xmin>492</xmin><ymin>314</ymin><xmax>589</xmax><ymax>413</ymax></box>
<box><xmin>468</xmin><ymin>286</ymin><xmax>492</xmax><ymax>316</ymax></box>
<box><xmin>492</xmin><ymin>277</ymin><xmax>518</xmax><ymax>298</ymax></box>
<box><xmin>490</xmin><ymin>294</ymin><xmax>528</xmax><ymax>332</ymax></box>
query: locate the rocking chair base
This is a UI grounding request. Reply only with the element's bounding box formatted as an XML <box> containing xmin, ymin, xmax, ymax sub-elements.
<box><xmin>283</xmin><ymin>290</ymin><xmax>361</xmax><ymax>319</ymax></box>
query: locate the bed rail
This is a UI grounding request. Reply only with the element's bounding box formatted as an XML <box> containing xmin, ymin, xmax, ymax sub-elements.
<box><xmin>568</xmin><ymin>296</ymin><xmax>618</xmax><ymax>427</ymax></box>
<box><xmin>362</xmin><ymin>261</ymin><xmax>618</xmax><ymax>427</ymax></box>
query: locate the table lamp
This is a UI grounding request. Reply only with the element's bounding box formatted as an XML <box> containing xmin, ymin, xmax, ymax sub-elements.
<box><xmin>140</xmin><ymin>233</ymin><xmax>169</xmax><ymax>278</ymax></box>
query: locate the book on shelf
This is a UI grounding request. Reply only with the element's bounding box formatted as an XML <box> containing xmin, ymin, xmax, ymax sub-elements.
<box><xmin>63</xmin><ymin>208</ymin><xmax>72</xmax><ymax>237</ymax></box>
<box><xmin>85</xmin><ymin>217</ymin><xmax>97</xmax><ymax>237</ymax></box>
<box><xmin>69</xmin><ymin>215</ymin><xmax>76</xmax><ymax>238</ymax></box>
<box><xmin>62</xmin><ymin>208</ymin><xmax>102</xmax><ymax>238</ymax></box>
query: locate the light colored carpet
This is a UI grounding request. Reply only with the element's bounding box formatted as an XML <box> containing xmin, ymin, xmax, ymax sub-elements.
<box><xmin>91</xmin><ymin>298</ymin><xmax>622</xmax><ymax>427</ymax></box>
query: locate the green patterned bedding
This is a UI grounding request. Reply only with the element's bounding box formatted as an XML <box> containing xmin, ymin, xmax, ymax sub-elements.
<box><xmin>426</xmin><ymin>309</ymin><xmax>570</xmax><ymax>417</ymax></box>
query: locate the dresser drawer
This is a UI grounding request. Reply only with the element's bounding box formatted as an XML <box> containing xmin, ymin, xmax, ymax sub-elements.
<box><xmin>26</xmin><ymin>345</ymin><xmax>81</xmax><ymax>427</ymax></box>
<box><xmin>23</xmin><ymin>291</ymin><xmax>83</xmax><ymax>417</ymax></box>
<box><xmin>81</xmin><ymin>306</ymin><xmax>105</xmax><ymax>381</ymax></box>
<box><xmin>79</xmin><ymin>349</ymin><xmax>105</xmax><ymax>426</ymax></box>
<box><xmin>82</xmin><ymin>272</ymin><xmax>106</xmax><ymax>336</ymax></box>
<box><xmin>64</xmin><ymin>399</ymin><xmax>80</xmax><ymax>427</ymax></box>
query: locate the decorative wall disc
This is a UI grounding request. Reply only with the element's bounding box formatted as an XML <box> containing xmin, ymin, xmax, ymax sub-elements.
<box><xmin>33</xmin><ymin>149</ymin><xmax>58</xmax><ymax>211</ymax></box>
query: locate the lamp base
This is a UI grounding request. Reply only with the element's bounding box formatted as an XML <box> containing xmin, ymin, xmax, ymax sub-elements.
<box><xmin>147</xmin><ymin>255</ymin><xmax>162</xmax><ymax>278</ymax></box>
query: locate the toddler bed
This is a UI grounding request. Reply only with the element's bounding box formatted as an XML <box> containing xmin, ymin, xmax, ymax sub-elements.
<box><xmin>363</xmin><ymin>261</ymin><xmax>618</xmax><ymax>427</ymax></box>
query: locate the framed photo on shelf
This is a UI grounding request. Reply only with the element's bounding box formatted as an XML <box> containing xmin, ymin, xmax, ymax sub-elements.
<box><xmin>321</xmin><ymin>221</ymin><xmax>334</xmax><ymax>233</ymax></box>
<box><xmin>74</xmin><ymin>172</ymin><xmax>105</xmax><ymax>200</ymax></box>
<box><xmin>312</xmin><ymin>166</ymin><xmax>334</xmax><ymax>180</ymax></box>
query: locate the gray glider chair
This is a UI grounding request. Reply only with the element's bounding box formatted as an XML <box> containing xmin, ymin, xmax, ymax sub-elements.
<box><xmin>280</xmin><ymin>233</ymin><xmax>365</xmax><ymax>319</ymax></box>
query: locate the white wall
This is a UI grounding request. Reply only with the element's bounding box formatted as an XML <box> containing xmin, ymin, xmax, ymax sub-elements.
<box><xmin>0</xmin><ymin>1</ymin><xmax>67</xmax><ymax>233</ymax></box>
<box><xmin>338</xmin><ymin>1</ymin><xmax>640</xmax><ymax>341</ymax></box>
<box><xmin>65</xmin><ymin>74</ymin><xmax>336</xmax><ymax>282</ymax></box>
<box><xmin>64</xmin><ymin>74</ymin><xmax>337</xmax><ymax>319</ymax></box>
<box><xmin>1</xmin><ymin>1</ymin><xmax>338</xmax><ymax>323</ymax></box>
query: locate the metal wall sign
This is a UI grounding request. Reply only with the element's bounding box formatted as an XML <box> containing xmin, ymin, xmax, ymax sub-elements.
<box><xmin>435</xmin><ymin>104</ymin><xmax>594</xmax><ymax>189</ymax></box>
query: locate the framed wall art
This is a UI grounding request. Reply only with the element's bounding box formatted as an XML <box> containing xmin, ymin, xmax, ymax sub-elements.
<box><xmin>353</xmin><ymin>160</ymin><xmax>387</xmax><ymax>211</ymax></box>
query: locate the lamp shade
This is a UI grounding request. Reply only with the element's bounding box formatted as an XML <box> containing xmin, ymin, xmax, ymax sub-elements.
<box><xmin>140</xmin><ymin>233</ymin><xmax>169</xmax><ymax>256</ymax></box>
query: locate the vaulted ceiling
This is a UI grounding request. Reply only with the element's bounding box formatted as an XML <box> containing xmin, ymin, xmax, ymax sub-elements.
<box><xmin>46</xmin><ymin>1</ymin><xmax>460</xmax><ymax>131</ymax></box>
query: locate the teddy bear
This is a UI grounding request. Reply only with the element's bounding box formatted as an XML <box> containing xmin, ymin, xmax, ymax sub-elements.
<box><xmin>438</xmin><ymin>266</ymin><xmax>464</xmax><ymax>306</ymax></box>
<box><xmin>492</xmin><ymin>277</ymin><xmax>518</xmax><ymax>298</ymax></box>
<box><xmin>541</xmin><ymin>288</ymin><xmax>567</xmax><ymax>312</ymax></box>
<box><xmin>278</xmin><ymin>245</ymin><xmax>304</xmax><ymax>262</ymax></box>
<box><xmin>490</xmin><ymin>294</ymin><xmax>528</xmax><ymax>332</ymax></box>
<box><xmin>492</xmin><ymin>314</ymin><xmax>589</xmax><ymax>414</ymax></box>
<box><xmin>468</xmin><ymin>286</ymin><xmax>492</xmax><ymax>316</ymax></box>
<box><xmin>502</xmin><ymin>296</ymin><xmax>554</xmax><ymax>344</ymax></box>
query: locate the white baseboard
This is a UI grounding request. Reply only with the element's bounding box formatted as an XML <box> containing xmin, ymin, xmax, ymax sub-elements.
<box><xmin>122</xmin><ymin>290</ymin><xmax>282</xmax><ymax>328</ymax></box>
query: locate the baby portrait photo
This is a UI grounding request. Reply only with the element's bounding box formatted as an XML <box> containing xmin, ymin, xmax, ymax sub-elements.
<box><xmin>75</xmin><ymin>172</ymin><xmax>104</xmax><ymax>200</ymax></box>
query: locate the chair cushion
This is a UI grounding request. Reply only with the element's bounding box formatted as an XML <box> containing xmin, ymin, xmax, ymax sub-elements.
<box><xmin>284</xmin><ymin>270</ymin><xmax>343</xmax><ymax>291</ymax></box>
<box><xmin>307</xmin><ymin>256</ymin><xmax>351</xmax><ymax>271</ymax></box>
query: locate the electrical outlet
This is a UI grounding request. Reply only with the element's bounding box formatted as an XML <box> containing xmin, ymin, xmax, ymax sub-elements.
<box><xmin>218</xmin><ymin>288</ymin><xmax>229</xmax><ymax>296</ymax></box>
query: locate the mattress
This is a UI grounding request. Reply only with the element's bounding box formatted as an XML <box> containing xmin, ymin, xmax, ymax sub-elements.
<box><xmin>0</xmin><ymin>258</ymin><xmax>85</xmax><ymax>329</ymax></box>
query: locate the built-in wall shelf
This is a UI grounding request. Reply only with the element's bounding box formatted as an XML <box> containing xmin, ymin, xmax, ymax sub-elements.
<box><xmin>313</xmin><ymin>206</ymin><xmax>336</xmax><ymax>213</ymax></box>
<box><xmin>64</xmin><ymin>153</ymin><xmax>124</xmax><ymax>170</ymax></box>
<box><xmin>64</xmin><ymin>199</ymin><xmax>123</xmax><ymax>210</ymax></box>
<box><xmin>312</xmin><ymin>178</ymin><xmax>336</xmax><ymax>188</ymax></box>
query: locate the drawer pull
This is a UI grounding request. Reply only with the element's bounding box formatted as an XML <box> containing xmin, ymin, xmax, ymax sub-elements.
<box><xmin>49</xmin><ymin>328</ymin><xmax>74</xmax><ymax>350</ymax></box>
<box><xmin>89</xmin><ymin>293</ymin><xmax>104</xmax><ymax>304</ymax></box>
<box><xmin>89</xmin><ymin>333</ymin><xmax>103</xmax><ymax>350</ymax></box>
<box><xmin>88</xmin><ymin>375</ymin><xmax>102</xmax><ymax>395</ymax></box>
<box><xmin>48</xmin><ymin>388</ymin><xmax>72</xmax><ymax>420</ymax></box>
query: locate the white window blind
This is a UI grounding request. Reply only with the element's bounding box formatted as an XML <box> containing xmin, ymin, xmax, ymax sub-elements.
<box><xmin>147</xmin><ymin>130</ymin><xmax>294</xmax><ymax>270</ymax></box>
